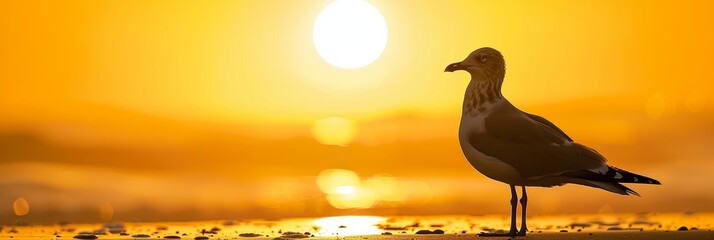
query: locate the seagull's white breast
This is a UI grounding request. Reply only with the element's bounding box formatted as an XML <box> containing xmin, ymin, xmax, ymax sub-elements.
<box><xmin>458</xmin><ymin>100</ymin><xmax>523</xmax><ymax>185</ymax></box>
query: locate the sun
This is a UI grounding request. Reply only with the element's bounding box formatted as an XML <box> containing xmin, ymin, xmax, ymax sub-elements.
<box><xmin>313</xmin><ymin>0</ymin><xmax>388</xmax><ymax>69</ymax></box>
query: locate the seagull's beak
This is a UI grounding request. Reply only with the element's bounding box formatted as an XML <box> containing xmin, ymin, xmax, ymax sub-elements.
<box><xmin>444</xmin><ymin>62</ymin><xmax>463</xmax><ymax>72</ymax></box>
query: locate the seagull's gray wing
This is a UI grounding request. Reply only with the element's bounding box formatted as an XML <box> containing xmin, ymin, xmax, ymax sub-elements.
<box><xmin>522</xmin><ymin>112</ymin><xmax>573</xmax><ymax>142</ymax></box>
<box><xmin>469</xmin><ymin>111</ymin><xmax>604</xmax><ymax>178</ymax></box>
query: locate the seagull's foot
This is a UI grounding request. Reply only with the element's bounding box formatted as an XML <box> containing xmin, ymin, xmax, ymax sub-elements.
<box><xmin>517</xmin><ymin>228</ymin><xmax>528</xmax><ymax>236</ymax></box>
<box><xmin>477</xmin><ymin>229</ymin><xmax>525</xmax><ymax>237</ymax></box>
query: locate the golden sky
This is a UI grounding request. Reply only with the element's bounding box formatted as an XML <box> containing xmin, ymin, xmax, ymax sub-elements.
<box><xmin>1</xmin><ymin>0</ymin><xmax>713</xmax><ymax>223</ymax></box>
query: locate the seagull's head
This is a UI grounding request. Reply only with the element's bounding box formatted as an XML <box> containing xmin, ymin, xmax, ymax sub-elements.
<box><xmin>445</xmin><ymin>47</ymin><xmax>505</xmax><ymax>82</ymax></box>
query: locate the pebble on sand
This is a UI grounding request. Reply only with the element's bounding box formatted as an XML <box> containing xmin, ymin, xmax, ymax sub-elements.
<box><xmin>163</xmin><ymin>236</ymin><xmax>181</xmax><ymax>239</ymax></box>
<box><xmin>415</xmin><ymin>229</ymin><xmax>445</xmax><ymax>234</ymax></box>
<box><xmin>72</xmin><ymin>234</ymin><xmax>98</xmax><ymax>239</ymax></box>
<box><xmin>630</xmin><ymin>219</ymin><xmax>659</xmax><ymax>226</ymax></box>
<box><xmin>678</xmin><ymin>226</ymin><xmax>689</xmax><ymax>231</ymax></box>
<box><xmin>607</xmin><ymin>227</ymin><xmax>644</xmax><ymax>231</ymax></box>
<box><xmin>275</xmin><ymin>233</ymin><xmax>309</xmax><ymax>239</ymax></box>
<box><xmin>559</xmin><ymin>230</ymin><xmax>568</xmax><ymax>233</ymax></box>
<box><xmin>132</xmin><ymin>234</ymin><xmax>151</xmax><ymax>238</ymax></box>
<box><xmin>238</xmin><ymin>233</ymin><xmax>262</xmax><ymax>237</ymax></box>
<box><xmin>194</xmin><ymin>236</ymin><xmax>209</xmax><ymax>240</ymax></box>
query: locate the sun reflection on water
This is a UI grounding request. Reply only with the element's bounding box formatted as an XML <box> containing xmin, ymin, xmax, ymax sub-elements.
<box><xmin>313</xmin><ymin>216</ymin><xmax>385</xmax><ymax>236</ymax></box>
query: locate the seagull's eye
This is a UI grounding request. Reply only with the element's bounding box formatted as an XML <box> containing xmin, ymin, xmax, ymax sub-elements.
<box><xmin>479</xmin><ymin>55</ymin><xmax>488</xmax><ymax>63</ymax></box>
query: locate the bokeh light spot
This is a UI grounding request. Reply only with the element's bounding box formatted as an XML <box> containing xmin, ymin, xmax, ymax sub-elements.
<box><xmin>335</xmin><ymin>185</ymin><xmax>356</xmax><ymax>195</ymax></box>
<box><xmin>326</xmin><ymin>186</ymin><xmax>377</xmax><ymax>209</ymax></box>
<box><xmin>317</xmin><ymin>169</ymin><xmax>360</xmax><ymax>194</ymax></box>
<box><xmin>13</xmin><ymin>197</ymin><xmax>30</xmax><ymax>216</ymax></box>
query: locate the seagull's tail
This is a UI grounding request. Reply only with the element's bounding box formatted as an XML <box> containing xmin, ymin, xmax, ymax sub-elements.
<box><xmin>606</xmin><ymin>166</ymin><xmax>661</xmax><ymax>184</ymax></box>
<box><xmin>562</xmin><ymin>165</ymin><xmax>660</xmax><ymax>196</ymax></box>
<box><xmin>563</xmin><ymin>166</ymin><xmax>661</xmax><ymax>185</ymax></box>
<box><xmin>569</xmin><ymin>179</ymin><xmax>641</xmax><ymax>196</ymax></box>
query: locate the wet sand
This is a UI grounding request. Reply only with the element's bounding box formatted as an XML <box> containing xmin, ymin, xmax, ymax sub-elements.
<box><xmin>1</xmin><ymin>212</ymin><xmax>712</xmax><ymax>240</ymax></box>
<box><xmin>3</xmin><ymin>232</ymin><xmax>714</xmax><ymax>240</ymax></box>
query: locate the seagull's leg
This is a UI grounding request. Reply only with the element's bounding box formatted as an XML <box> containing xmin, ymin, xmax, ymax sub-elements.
<box><xmin>508</xmin><ymin>184</ymin><xmax>518</xmax><ymax>235</ymax></box>
<box><xmin>477</xmin><ymin>185</ymin><xmax>519</xmax><ymax>237</ymax></box>
<box><xmin>518</xmin><ymin>186</ymin><xmax>528</xmax><ymax>236</ymax></box>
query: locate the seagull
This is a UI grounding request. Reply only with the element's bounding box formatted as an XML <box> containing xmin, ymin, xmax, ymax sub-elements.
<box><xmin>445</xmin><ymin>47</ymin><xmax>660</xmax><ymax>237</ymax></box>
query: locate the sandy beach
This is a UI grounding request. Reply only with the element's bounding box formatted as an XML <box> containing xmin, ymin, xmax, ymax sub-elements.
<box><xmin>3</xmin><ymin>230</ymin><xmax>714</xmax><ymax>240</ymax></box>
<box><xmin>2</xmin><ymin>212</ymin><xmax>712</xmax><ymax>240</ymax></box>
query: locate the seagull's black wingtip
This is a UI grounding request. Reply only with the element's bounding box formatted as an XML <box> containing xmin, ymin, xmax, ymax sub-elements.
<box><xmin>647</xmin><ymin>178</ymin><xmax>662</xmax><ymax>185</ymax></box>
<box><xmin>627</xmin><ymin>189</ymin><xmax>641</xmax><ymax>197</ymax></box>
